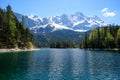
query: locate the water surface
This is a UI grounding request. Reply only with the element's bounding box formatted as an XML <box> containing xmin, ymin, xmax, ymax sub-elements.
<box><xmin>0</xmin><ymin>49</ymin><xmax>120</xmax><ymax>80</ymax></box>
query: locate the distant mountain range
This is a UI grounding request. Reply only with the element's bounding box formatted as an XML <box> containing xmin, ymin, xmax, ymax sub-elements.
<box><xmin>15</xmin><ymin>12</ymin><xmax>107</xmax><ymax>33</ymax></box>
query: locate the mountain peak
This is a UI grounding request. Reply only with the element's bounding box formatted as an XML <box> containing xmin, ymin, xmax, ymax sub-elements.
<box><xmin>15</xmin><ymin>12</ymin><xmax>107</xmax><ymax>33</ymax></box>
<box><xmin>74</xmin><ymin>12</ymin><xmax>84</xmax><ymax>17</ymax></box>
<box><xmin>27</xmin><ymin>14</ymin><xmax>42</xmax><ymax>21</ymax></box>
<box><xmin>28</xmin><ymin>14</ymin><xmax>34</xmax><ymax>18</ymax></box>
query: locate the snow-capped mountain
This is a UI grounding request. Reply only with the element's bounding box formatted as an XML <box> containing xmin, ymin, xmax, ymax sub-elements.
<box><xmin>15</xmin><ymin>12</ymin><xmax>107</xmax><ymax>33</ymax></box>
<box><xmin>15</xmin><ymin>13</ymin><xmax>43</xmax><ymax>27</ymax></box>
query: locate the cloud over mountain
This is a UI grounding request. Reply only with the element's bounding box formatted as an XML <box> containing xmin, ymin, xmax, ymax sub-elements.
<box><xmin>101</xmin><ymin>8</ymin><xmax>116</xmax><ymax>17</ymax></box>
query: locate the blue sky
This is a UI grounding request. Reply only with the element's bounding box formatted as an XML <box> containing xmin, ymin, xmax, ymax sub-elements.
<box><xmin>0</xmin><ymin>0</ymin><xmax>120</xmax><ymax>24</ymax></box>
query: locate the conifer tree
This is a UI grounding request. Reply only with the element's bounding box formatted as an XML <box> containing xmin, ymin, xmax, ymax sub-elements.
<box><xmin>89</xmin><ymin>28</ymin><xmax>98</xmax><ymax>48</ymax></box>
<box><xmin>0</xmin><ymin>5</ymin><xmax>34</xmax><ymax>48</ymax></box>
<box><xmin>117</xmin><ymin>28</ymin><xmax>120</xmax><ymax>48</ymax></box>
<box><xmin>105</xmin><ymin>28</ymin><xmax>114</xmax><ymax>48</ymax></box>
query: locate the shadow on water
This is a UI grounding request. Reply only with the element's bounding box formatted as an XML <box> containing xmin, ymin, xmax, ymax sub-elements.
<box><xmin>0</xmin><ymin>51</ymin><xmax>32</xmax><ymax>80</ymax></box>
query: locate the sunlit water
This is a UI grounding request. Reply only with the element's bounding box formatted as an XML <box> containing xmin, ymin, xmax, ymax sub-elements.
<box><xmin>0</xmin><ymin>48</ymin><xmax>120</xmax><ymax>80</ymax></box>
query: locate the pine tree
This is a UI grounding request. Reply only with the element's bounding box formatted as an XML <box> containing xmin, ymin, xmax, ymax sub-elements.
<box><xmin>0</xmin><ymin>5</ymin><xmax>34</xmax><ymax>49</ymax></box>
<box><xmin>6</xmin><ymin>5</ymin><xmax>17</xmax><ymax>48</ymax></box>
<box><xmin>117</xmin><ymin>28</ymin><xmax>120</xmax><ymax>48</ymax></box>
<box><xmin>105</xmin><ymin>28</ymin><xmax>114</xmax><ymax>48</ymax></box>
<box><xmin>89</xmin><ymin>28</ymin><xmax>98</xmax><ymax>48</ymax></box>
<box><xmin>81</xmin><ymin>26</ymin><xmax>120</xmax><ymax>49</ymax></box>
<box><xmin>82</xmin><ymin>32</ymin><xmax>88</xmax><ymax>48</ymax></box>
<box><xmin>99</xmin><ymin>28</ymin><xmax>105</xmax><ymax>48</ymax></box>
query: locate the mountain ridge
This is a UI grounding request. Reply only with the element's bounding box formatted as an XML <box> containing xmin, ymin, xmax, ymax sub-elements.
<box><xmin>15</xmin><ymin>12</ymin><xmax>107</xmax><ymax>33</ymax></box>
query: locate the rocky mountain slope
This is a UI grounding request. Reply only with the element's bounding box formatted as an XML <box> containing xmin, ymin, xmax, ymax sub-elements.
<box><xmin>15</xmin><ymin>12</ymin><xmax>107</xmax><ymax>33</ymax></box>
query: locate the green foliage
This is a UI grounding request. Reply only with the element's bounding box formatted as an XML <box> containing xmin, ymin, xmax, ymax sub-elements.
<box><xmin>81</xmin><ymin>32</ymin><xmax>88</xmax><ymax>48</ymax></box>
<box><xmin>0</xmin><ymin>5</ymin><xmax>34</xmax><ymax>48</ymax></box>
<box><xmin>105</xmin><ymin>29</ymin><xmax>114</xmax><ymax>48</ymax></box>
<box><xmin>33</xmin><ymin>30</ymin><xmax>84</xmax><ymax>47</ymax></box>
<box><xmin>89</xmin><ymin>28</ymin><xmax>98</xmax><ymax>48</ymax></box>
<box><xmin>117</xmin><ymin>28</ymin><xmax>120</xmax><ymax>47</ymax></box>
<box><xmin>99</xmin><ymin>28</ymin><xmax>105</xmax><ymax>48</ymax></box>
<box><xmin>81</xmin><ymin>25</ymin><xmax>120</xmax><ymax>49</ymax></box>
<box><xmin>50</xmin><ymin>40</ymin><xmax>76</xmax><ymax>48</ymax></box>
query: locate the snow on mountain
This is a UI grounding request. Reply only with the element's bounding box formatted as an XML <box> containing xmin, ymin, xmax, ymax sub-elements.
<box><xmin>27</xmin><ymin>14</ymin><xmax>42</xmax><ymax>22</ymax></box>
<box><xmin>73</xmin><ymin>20</ymin><xmax>85</xmax><ymax>26</ymax></box>
<box><xmin>14</xmin><ymin>13</ymin><xmax>43</xmax><ymax>27</ymax></box>
<box><xmin>15</xmin><ymin>12</ymin><xmax>107</xmax><ymax>33</ymax></box>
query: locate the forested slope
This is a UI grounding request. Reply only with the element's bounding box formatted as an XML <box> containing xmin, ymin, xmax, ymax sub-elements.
<box><xmin>0</xmin><ymin>5</ymin><xmax>34</xmax><ymax>49</ymax></box>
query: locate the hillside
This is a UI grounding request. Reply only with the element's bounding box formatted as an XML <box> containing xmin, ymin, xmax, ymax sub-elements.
<box><xmin>14</xmin><ymin>12</ymin><xmax>107</xmax><ymax>48</ymax></box>
<box><xmin>0</xmin><ymin>5</ymin><xmax>34</xmax><ymax>49</ymax></box>
<box><xmin>33</xmin><ymin>29</ymin><xmax>85</xmax><ymax>47</ymax></box>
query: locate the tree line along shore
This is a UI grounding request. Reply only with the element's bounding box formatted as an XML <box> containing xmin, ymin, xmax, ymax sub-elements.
<box><xmin>81</xmin><ymin>25</ymin><xmax>120</xmax><ymax>49</ymax></box>
<box><xmin>1</xmin><ymin>5</ymin><xmax>120</xmax><ymax>50</ymax></box>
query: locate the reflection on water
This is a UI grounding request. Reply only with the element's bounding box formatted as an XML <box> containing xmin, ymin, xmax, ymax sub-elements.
<box><xmin>48</xmin><ymin>49</ymin><xmax>64</xmax><ymax>80</ymax></box>
<box><xmin>0</xmin><ymin>49</ymin><xmax>120</xmax><ymax>80</ymax></box>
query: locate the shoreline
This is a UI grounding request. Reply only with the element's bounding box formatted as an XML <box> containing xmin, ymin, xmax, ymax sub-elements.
<box><xmin>0</xmin><ymin>48</ymin><xmax>40</xmax><ymax>53</ymax></box>
<box><xmin>1</xmin><ymin>48</ymin><xmax>120</xmax><ymax>53</ymax></box>
<box><xmin>82</xmin><ymin>48</ymin><xmax>120</xmax><ymax>51</ymax></box>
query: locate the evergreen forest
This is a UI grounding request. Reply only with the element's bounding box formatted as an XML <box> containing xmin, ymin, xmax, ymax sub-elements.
<box><xmin>81</xmin><ymin>25</ymin><xmax>120</xmax><ymax>49</ymax></box>
<box><xmin>0</xmin><ymin>5</ymin><xmax>34</xmax><ymax>49</ymax></box>
<box><xmin>50</xmin><ymin>41</ymin><xmax>76</xmax><ymax>48</ymax></box>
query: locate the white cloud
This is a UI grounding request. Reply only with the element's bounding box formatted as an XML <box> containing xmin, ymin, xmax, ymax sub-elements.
<box><xmin>103</xmin><ymin>12</ymin><xmax>116</xmax><ymax>17</ymax></box>
<box><xmin>101</xmin><ymin>8</ymin><xmax>116</xmax><ymax>17</ymax></box>
<box><xmin>102</xmin><ymin>8</ymin><xmax>108</xmax><ymax>13</ymax></box>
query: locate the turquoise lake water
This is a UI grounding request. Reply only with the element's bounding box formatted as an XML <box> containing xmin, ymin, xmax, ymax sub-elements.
<box><xmin>0</xmin><ymin>48</ymin><xmax>120</xmax><ymax>80</ymax></box>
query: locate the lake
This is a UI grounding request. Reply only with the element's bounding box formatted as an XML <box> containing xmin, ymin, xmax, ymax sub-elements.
<box><xmin>0</xmin><ymin>48</ymin><xmax>120</xmax><ymax>80</ymax></box>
